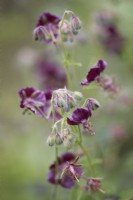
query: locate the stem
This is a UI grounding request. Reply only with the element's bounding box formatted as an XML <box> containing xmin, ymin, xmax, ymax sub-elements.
<box><xmin>78</xmin><ymin>125</ymin><xmax>82</xmax><ymax>143</ymax></box>
<box><xmin>77</xmin><ymin>126</ymin><xmax>95</xmax><ymax>176</ymax></box>
<box><xmin>59</xmin><ymin>12</ymin><xmax>72</xmax><ymax>89</ymax></box>
<box><xmin>76</xmin><ymin>189</ymin><xmax>83</xmax><ymax>200</ymax></box>
<box><xmin>51</xmin><ymin>96</ymin><xmax>59</xmax><ymax>200</ymax></box>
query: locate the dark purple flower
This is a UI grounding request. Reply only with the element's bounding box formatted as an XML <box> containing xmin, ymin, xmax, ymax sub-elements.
<box><xmin>95</xmin><ymin>12</ymin><xmax>125</xmax><ymax>54</ymax></box>
<box><xmin>18</xmin><ymin>87</ymin><xmax>46</xmax><ymax>117</ymax></box>
<box><xmin>36</xmin><ymin>58</ymin><xmax>67</xmax><ymax>90</ymax></box>
<box><xmin>18</xmin><ymin>87</ymin><xmax>61</xmax><ymax>120</ymax></box>
<box><xmin>101</xmin><ymin>24</ymin><xmax>125</xmax><ymax>54</ymax></box>
<box><xmin>48</xmin><ymin>152</ymin><xmax>82</xmax><ymax>189</ymax></box>
<box><xmin>67</xmin><ymin>107</ymin><xmax>92</xmax><ymax>126</ymax></box>
<box><xmin>81</xmin><ymin>60</ymin><xmax>107</xmax><ymax>86</ymax></box>
<box><xmin>33</xmin><ymin>12</ymin><xmax>61</xmax><ymax>43</ymax></box>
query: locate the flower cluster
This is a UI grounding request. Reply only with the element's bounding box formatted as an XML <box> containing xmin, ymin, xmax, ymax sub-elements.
<box><xmin>18</xmin><ymin>9</ymin><xmax>122</xmax><ymax>198</ymax></box>
<box><xmin>33</xmin><ymin>11</ymin><xmax>82</xmax><ymax>44</ymax></box>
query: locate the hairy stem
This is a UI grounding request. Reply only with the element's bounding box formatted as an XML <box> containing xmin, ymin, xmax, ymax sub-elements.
<box><xmin>77</xmin><ymin>126</ymin><xmax>95</xmax><ymax>176</ymax></box>
<box><xmin>59</xmin><ymin>12</ymin><xmax>72</xmax><ymax>89</ymax></box>
<box><xmin>51</xmin><ymin>96</ymin><xmax>59</xmax><ymax>200</ymax></box>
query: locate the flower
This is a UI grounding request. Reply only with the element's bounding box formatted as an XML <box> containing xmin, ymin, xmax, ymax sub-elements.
<box><xmin>96</xmin><ymin>75</ymin><xmax>119</xmax><ymax>95</ymax></box>
<box><xmin>94</xmin><ymin>11</ymin><xmax>125</xmax><ymax>54</ymax></box>
<box><xmin>82</xmin><ymin>177</ymin><xmax>103</xmax><ymax>193</ymax></box>
<box><xmin>86</xmin><ymin>98</ymin><xmax>100</xmax><ymax>111</ymax></box>
<box><xmin>81</xmin><ymin>60</ymin><xmax>107</xmax><ymax>86</ymax></box>
<box><xmin>67</xmin><ymin>107</ymin><xmax>92</xmax><ymax>126</ymax></box>
<box><xmin>18</xmin><ymin>87</ymin><xmax>46</xmax><ymax>117</ymax></box>
<box><xmin>48</xmin><ymin>152</ymin><xmax>82</xmax><ymax>189</ymax></box>
<box><xmin>36</xmin><ymin>58</ymin><xmax>67</xmax><ymax>90</ymax></box>
<box><xmin>18</xmin><ymin>87</ymin><xmax>61</xmax><ymax>120</ymax></box>
<box><xmin>33</xmin><ymin>12</ymin><xmax>61</xmax><ymax>43</ymax></box>
<box><xmin>101</xmin><ymin>24</ymin><xmax>125</xmax><ymax>54</ymax></box>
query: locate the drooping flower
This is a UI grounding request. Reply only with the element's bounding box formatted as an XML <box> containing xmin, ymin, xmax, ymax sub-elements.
<box><xmin>96</xmin><ymin>75</ymin><xmax>119</xmax><ymax>95</ymax></box>
<box><xmin>33</xmin><ymin>12</ymin><xmax>61</xmax><ymax>43</ymax></box>
<box><xmin>36</xmin><ymin>58</ymin><xmax>67</xmax><ymax>90</ymax></box>
<box><xmin>67</xmin><ymin>107</ymin><xmax>92</xmax><ymax>126</ymax></box>
<box><xmin>48</xmin><ymin>152</ymin><xmax>82</xmax><ymax>189</ymax></box>
<box><xmin>93</xmin><ymin>11</ymin><xmax>125</xmax><ymax>54</ymax></box>
<box><xmin>18</xmin><ymin>87</ymin><xmax>61</xmax><ymax>120</ymax></box>
<box><xmin>101</xmin><ymin>24</ymin><xmax>125</xmax><ymax>55</ymax></box>
<box><xmin>81</xmin><ymin>60</ymin><xmax>107</xmax><ymax>86</ymax></box>
<box><xmin>82</xmin><ymin>177</ymin><xmax>103</xmax><ymax>193</ymax></box>
<box><xmin>18</xmin><ymin>87</ymin><xmax>46</xmax><ymax>117</ymax></box>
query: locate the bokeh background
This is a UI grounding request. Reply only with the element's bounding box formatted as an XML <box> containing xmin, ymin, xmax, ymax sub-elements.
<box><xmin>1</xmin><ymin>0</ymin><xmax>133</xmax><ymax>200</ymax></box>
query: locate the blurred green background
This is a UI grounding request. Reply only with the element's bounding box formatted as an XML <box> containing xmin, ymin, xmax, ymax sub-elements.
<box><xmin>1</xmin><ymin>0</ymin><xmax>133</xmax><ymax>200</ymax></box>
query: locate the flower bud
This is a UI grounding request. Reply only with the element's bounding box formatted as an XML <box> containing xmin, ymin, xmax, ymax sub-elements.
<box><xmin>71</xmin><ymin>26</ymin><xmax>79</xmax><ymax>35</ymax></box>
<box><xmin>47</xmin><ymin>134</ymin><xmax>55</xmax><ymax>146</ymax></box>
<box><xmin>61</xmin><ymin>20</ymin><xmax>71</xmax><ymax>35</ymax></box>
<box><xmin>63</xmin><ymin>139</ymin><xmax>72</xmax><ymax>149</ymax></box>
<box><xmin>53</xmin><ymin>88</ymin><xmax>76</xmax><ymax>112</ymax></box>
<box><xmin>71</xmin><ymin>15</ymin><xmax>82</xmax><ymax>31</ymax></box>
<box><xmin>73</xmin><ymin>91</ymin><xmax>83</xmax><ymax>102</ymax></box>
<box><xmin>87</xmin><ymin>98</ymin><xmax>100</xmax><ymax>111</ymax></box>
<box><xmin>57</xmin><ymin>98</ymin><xmax>66</xmax><ymax>109</ymax></box>
<box><xmin>62</xmin><ymin>33</ymin><xmax>68</xmax><ymax>42</ymax></box>
<box><xmin>67</xmin><ymin>134</ymin><xmax>73</xmax><ymax>142</ymax></box>
<box><xmin>55</xmin><ymin>133</ymin><xmax>63</xmax><ymax>145</ymax></box>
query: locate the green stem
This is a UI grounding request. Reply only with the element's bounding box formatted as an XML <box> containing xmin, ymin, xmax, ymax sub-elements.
<box><xmin>78</xmin><ymin>142</ymin><xmax>95</xmax><ymax>176</ymax></box>
<box><xmin>77</xmin><ymin>126</ymin><xmax>95</xmax><ymax>176</ymax></box>
<box><xmin>59</xmin><ymin>12</ymin><xmax>72</xmax><ymax>89</ymax></box>
<box><xmin>51</xmin><ymin>96</ymin><xmax>59</xmax><ymax>200</ymax></box>
<box><xmin>78</xmin><ymin>125</ymin><xmax>82</xmax><ymax>143</ymax></box>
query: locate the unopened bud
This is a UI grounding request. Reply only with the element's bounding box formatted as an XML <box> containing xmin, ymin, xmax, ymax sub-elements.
<box><xmin>87</xmin><ymin>98</ymin><xmax>100</xmax><ymax>110</ymax></box>
<box><xmin>71</xmin><ymin>15</ymin><xmax>82</xmax><ymax>31</ymax></box>
<box><xmin>53</xmin><ymin>88</ymin><xmax>76</xmax><ymax>112</ymax></box>
<box><xmin>55</xmin><ymin>133</ymin><xmax>63</xmax><ymax>145</ymax></box>
<box><xmin>47</xmin><ymin>134</ymin><xmax>55</xmax><ymax>147</ymax></box>
<box><xmin>62</xmin><ymin>33</ymin><xmax>68</xmax><ymax>42</ymax></box>
<box><xmin>61</xmin><ymin>20</ymin><xmax>71</xmax><ymax>35</ymax></box>
<box><xmin>71</xmin><ymin>27</ymin><xmax>79</xmax><ymax>35</ymax></box>
<box><xmin>63</xmin><ymin>139</ymin><xmax>72</xmax><ymax>149</ymax></box>
<box><xmin>73</xmin><ymin>91</ymin><xmax>83</xmax><ymax>102</ymax></box>
<box><xmin>57</xmin><ymin>98</ymin><xmax>66</xmax><ymax>109</ymax></box>
<box><xmin>67</xmin><ymin>134</ymin><xmax>73</xmax><ymax>142</ymax></box>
